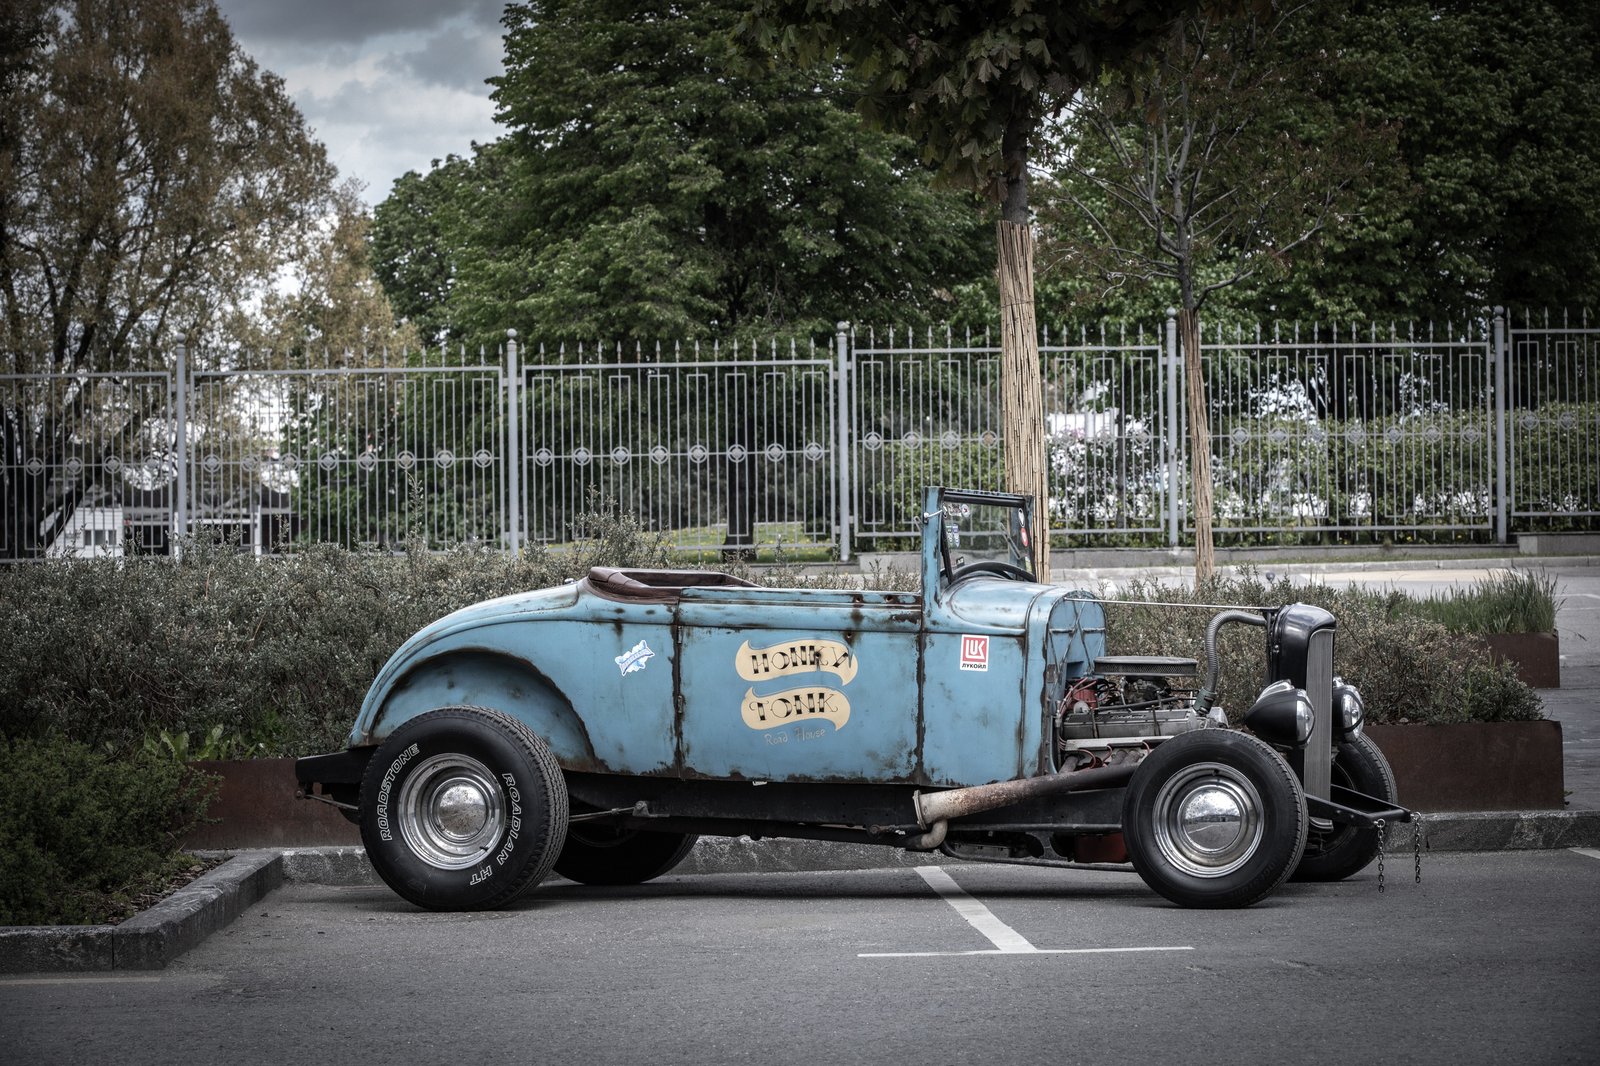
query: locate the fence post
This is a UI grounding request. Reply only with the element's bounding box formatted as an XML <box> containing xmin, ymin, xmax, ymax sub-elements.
<box><xmin>835</xmin><ymin>321</ymin><xmax>852</xmax><ymax>563</ymax></box>
<box><xmin>1492</xmin><ymin>307</ymin><xmax>1508</xmax><ymax>544</ymax></box>
<box><xmin>505</xmin><ymin>330</ymin><xmax>522</xmax><ymax>555</ymax></box>
<box><xmin>172</xmin><ymin>343</ymin><xmax>188</xmax><ymax>558</ymax></box>
<box><xmin>1165</xmin><ymin>309</ymin><xmax>1180</xmax><ymax>548</ymax></box>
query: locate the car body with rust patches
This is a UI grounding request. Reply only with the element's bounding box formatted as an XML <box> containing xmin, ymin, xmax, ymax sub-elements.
<box><xmin>297</xmin><ymin>487</ymin><xmax>1412</xmax><ymax>910</ymax></box>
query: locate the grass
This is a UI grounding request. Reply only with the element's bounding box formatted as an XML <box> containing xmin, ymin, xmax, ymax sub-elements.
<box><xmin>1391</xmin><ymin>570</ymin><xmax>1560</xmax><ymax>634</ymax></box>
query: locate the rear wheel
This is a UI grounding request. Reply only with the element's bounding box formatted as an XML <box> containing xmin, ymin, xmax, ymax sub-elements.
<box><xmin>555</xmin><ymin>815</ymin><xmax>698</xmax><ymax>885</ymax></box>
<box><xmin>1291</xmin><ymin>732</ymin><xmax>1397</xmax><ymax>882</ymax></box>
<box><xmin>1123</xmin><ymin>730</ymin><xmax>1308</xmax><ymax>908</ymax></box>
<box><xmin>360</xmin><ymin>706</ymin><xmax>568</xmax><ymax>910</ymax></box>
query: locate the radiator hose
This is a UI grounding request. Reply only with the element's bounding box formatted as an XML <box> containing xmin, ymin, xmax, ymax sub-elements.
<box><xmin>1195</xmin><ymin>609</ymin><xmax>1268</xmax><ymax>714</ymax></box>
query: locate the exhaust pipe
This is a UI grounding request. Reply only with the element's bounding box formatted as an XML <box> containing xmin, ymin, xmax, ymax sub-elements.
<box><xmin>911</xmin><ymin>763</ymin><xmax>1137</xmax><ymax>832</ymax></box>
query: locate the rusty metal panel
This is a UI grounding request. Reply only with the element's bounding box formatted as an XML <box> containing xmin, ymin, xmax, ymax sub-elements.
<box><xmin>918</xmin><ymin>629</ymin><xmax>1031</xmax><ymax>785</ymax></box>
<box><xmin>675</xmin><ymin>596</ymin><xmax>921</xmax><ymax>782</ymax></box>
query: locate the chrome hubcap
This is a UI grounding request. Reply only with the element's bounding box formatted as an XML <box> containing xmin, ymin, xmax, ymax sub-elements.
<box><xmin>396</xmin><ymin>754</ymin><xmax>506</xmax><ymax>870</ymax></box>
<box><xmin>1152</xmin><ymin>761</ymin><xmax>1264</xmax><ymax>878</ymax></box>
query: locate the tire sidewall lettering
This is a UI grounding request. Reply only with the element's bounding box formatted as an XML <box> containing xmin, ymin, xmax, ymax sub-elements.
<box><xmin>375</xmin><ymin>742</ymin><xmax>420</xmax><ymax>842</ymax></box>
<box><xmin>496</xmin><ymin>772</ymin><xmax>523</xmax><ymax>867</ymax></box>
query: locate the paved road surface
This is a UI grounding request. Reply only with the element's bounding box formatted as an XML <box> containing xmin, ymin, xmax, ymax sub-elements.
<box><xmin>5</xmin><ymin>852</ymin><xmax>1597</xmax><ymax>1065</ymax></box>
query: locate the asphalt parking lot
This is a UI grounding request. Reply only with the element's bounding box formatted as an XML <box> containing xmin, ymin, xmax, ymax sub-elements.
<box><xmin>5</xmin><ymin>850</ymin><xmax>1597</xmax><ymax>1065</ymax></box>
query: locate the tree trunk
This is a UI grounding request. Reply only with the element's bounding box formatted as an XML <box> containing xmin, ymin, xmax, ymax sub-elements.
<box><xmin>1178</xmin><ymin>307</ymin><xmax>1215</xmax><ymax>582</ymax></box>
<box><xmin>997</xmin><ymin>220</ymin><xmax>1049</xmax><ymax>578</ymax></box>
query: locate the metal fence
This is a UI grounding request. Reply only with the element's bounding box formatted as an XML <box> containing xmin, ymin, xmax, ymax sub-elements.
<box><xmin>3</xmin><ymin>309</ymin><xmax>1595</xmax><ymax>562</ymax></box>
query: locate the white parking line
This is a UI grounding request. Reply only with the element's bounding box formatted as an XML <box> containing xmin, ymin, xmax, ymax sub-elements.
<box><xmin>913</xmin><ymin>865</ymin><xmax>1035</xmax><ymax>952</ymax></box>
<box><xmin>1571</xmin><ymin>848</ymin><xmax>1600</xmax><ymax>862</ymax></box>
<box><xmin>856</xmin><ymin>866</ymin><xmax>1194</xmax><ymax>959</ymax></box>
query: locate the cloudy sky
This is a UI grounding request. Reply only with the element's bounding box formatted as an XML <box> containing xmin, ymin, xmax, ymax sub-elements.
<box><xmin>214</xmin><ymin>0</ymin><xmax>508</xmax><ymax>206</ymax></box>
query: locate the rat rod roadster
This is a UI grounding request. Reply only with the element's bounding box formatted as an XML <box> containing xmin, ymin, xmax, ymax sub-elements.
<box><xmin>296</xmin><ymin>487</ymin><xmax>1413</xmax><ymax>910</ymax></box>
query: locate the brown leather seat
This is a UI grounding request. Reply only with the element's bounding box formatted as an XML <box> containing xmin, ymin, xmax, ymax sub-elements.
<box><xmin>585</xmin><ymin>566</ymin><xmax>759</xmax><ymax>603</ymax></box>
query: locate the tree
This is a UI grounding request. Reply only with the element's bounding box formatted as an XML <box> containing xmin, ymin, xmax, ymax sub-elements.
<box><xmin>372</xmin><ymin>0</ymin><xmax>993</xmax><ymax>350</ymax></box>
<box><xmin>0</xmin><ymin>0</ymin><xmax>336</xmax><ymax>556</ymax></box>
<box><xmin>1185</xmin><ymin>0</ymin><xmax>1600</xmax><ymax>323</ymax></box>
<box><xmin>234</xmin><ymin>181</ymin><xmax>421</xmax><ymax>360</ymax></box>
<box><xmin>744</xmin><ymin>0</ymin><xmax>1213</xmax><ymax>575</ymax></box>
<box><xmin>370</xmin><ymin>144</ymin><xmax>517</xmax><ymax>349</ymax></box>
<box><xmin>1042</xmin><ymin>8</ymin><xmax>1384</xmax><ymax>578</ymax></box>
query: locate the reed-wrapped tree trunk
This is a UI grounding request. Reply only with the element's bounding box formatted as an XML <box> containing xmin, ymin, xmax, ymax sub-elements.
<box><xmin>997</xmin><ymin>219</ymin><xmax>1049</xmax><ymax>578</ymax></box>
<box><xmin>1178</xmin><ymin>306</ymin><xmax>1215</xmax><ymax>581</ymax></box>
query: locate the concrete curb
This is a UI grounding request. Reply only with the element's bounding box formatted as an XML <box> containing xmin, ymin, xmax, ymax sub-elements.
<box><xmin>1416</xmin><ymin>810</ymin><xmax>1600</xmax><ymax>852</ymax></box>
<box><xmin>0</xmin><ymin>850</ymin><xmax>281</xmax><ymax>975</ymax></box>
<box><xmin>6</xmin><ymin>809</ymin><xmax>1598</xmax><ymax>975</ymax></box>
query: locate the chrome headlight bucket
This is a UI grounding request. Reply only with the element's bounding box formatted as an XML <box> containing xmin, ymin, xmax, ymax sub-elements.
<box><xmin>1244</xmin><ymin>679</ymin><xmax>1316</xmax><ymax>746</ymax></box>
<box><xmin>1333</xmin><ymin>676</ymin><xmax>1364</xmax><ymax>735</ymax></box>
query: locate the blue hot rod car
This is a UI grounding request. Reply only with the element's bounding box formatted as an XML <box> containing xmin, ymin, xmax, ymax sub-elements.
<box><xmin>296</xmin><ymin>487</ymin><xmax>1412</xmax><ymax>910</ymax></box>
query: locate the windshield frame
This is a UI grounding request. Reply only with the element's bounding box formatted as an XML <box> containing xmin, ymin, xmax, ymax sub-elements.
<box><xmin>933</xmin><ymin>488</ymin><xmax>1036</xmax><ymax>586</ymax></box>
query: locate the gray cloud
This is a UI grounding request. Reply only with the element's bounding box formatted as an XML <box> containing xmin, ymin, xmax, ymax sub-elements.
<box><xmin>396</xmin><ymin>24</ymin><xmax>505</xmax><ymax>91</ymax></box>
<box><xmin>215</xmin><ymin>0</ymin><xmax>507</xmax><ymax>204</ymax></box>
<box><xmin>215</xmin><ymin>0</ymin><xmax>504</xmax><ymax>45</ymax></box>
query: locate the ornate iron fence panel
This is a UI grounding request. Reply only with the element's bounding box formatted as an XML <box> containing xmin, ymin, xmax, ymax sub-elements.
<box><xmin>183</xmin><ymin>347</ymin><xmax>508</xmax><ymax>553</ymax></box>
<box><xmin>0</xmin><ymin>364</ymin><xmax>176</xmax><ymax>559</ymax></box>
<box><xmin>1043</xmin><ymin>326</ymin><xmax>1170</xmax><ymax>542</ymax></box>
<box><xmin>1506</xmin><ymin>309</ymin><xmax>1600</xmax><ymax>526</ymax></box>
<box><xmin>1191</xmin><ymin>322</ymin><xmax>1495</xmax><ymax>537</ymax></box>
<box><xmin>848</xmin><ymin>326</ymin><xmax>1170</xmax><ymax>546</ymax></box>
<box><xmin>847</xmin><ymin>327</ymin><xmax>1003</xmax><ymax>545</ymax></box>
<box><xmin>519</xmin><ymin>343</ymin><xmax>837</xmax><ymax>554</ymax></box>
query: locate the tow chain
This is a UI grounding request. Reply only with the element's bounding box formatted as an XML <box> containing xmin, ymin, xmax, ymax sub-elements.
<box><xmin>1375</xmin><ymin>818</ymin><xmax>1388</xmax><ymax>892</ymax></box>
<box><xmin>1373</xmin><ymin>815</ymin><xmax>1425</xmax><ymax>893</ymax></box>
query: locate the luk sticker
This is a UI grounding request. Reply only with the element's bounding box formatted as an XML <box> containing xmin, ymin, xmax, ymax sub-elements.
<box><xmin>736</xmin><ymin>638</ymin><xmax>857</xmax><ymax>685</ymax></box>
<box><xmin>615</xmin><ymin>639</ymin><xmax>655</xmax><ymax>676</ymax></box>
<box><xmin>959</xmin><ymin>634</ymin><xmax>990</xmax><ymax>672</ymax></box>
<box><xmin>740</xmin><ymin>687</ymin><xmax>851</xmax><ymax>732</ymax></box>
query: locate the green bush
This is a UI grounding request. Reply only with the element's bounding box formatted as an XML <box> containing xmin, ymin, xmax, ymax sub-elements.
<box><xmin>1104</xmin><ymin>572</ymin><xmax>1544</xmax><ymax>725</ymax></box>
<box><xmin>1</xmin><ymin>502</ymin><xmax>1540</xmax><ymax>761</ymax></box>
<box><xmin>0</xmin><ymin>737</ymin><xmax>214</xmax><ymax>925</ymax></box>
<box><xmin>0</xmin><ymin>500</ymin><xmax>675</xmax><ymax>755</ymax></box>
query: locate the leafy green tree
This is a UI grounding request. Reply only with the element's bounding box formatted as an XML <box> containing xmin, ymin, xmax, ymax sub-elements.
<box><xmin>743</xmin><ymin>0</ymin><xmax>1214</xmax><ymax>573</ymax></box>
<box><xmin>1240</xmin><ymin>0</ymin><xmax>1600</xmax><ymax>320</ymax></box>
<box><xmin>1040</xmin><ymin>8</ymin><xmax>1386</xmax><ymax>577</ymax></box>
<box><xmin>371</xmin><ymin>0</ymin><xmax>993</xmax><ymax>349</ymax></box>
<box><xmin>0</xmin><ymin>0</ymin><xmax>335</xmax><ymax>556</ymax></box>
<box><xmin>371</xmin><ymin>144</ymin><xmax>516</xmax><ymax>349</ymax></box>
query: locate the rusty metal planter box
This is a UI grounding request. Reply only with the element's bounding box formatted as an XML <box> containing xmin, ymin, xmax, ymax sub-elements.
<box><xmin>185</xmin><ymin>758</ymin><xmax>359</xmax><ymax>849</ymax></box>
<box><xmin>1479</xmin><ymin>632</ymin><xmax>1560</xmax><ymax>688</ymax></box>
<box><xmin>1364</xmin><ymin>721</ymin><xmax>1565</xmax><ymax>812</ymax></box>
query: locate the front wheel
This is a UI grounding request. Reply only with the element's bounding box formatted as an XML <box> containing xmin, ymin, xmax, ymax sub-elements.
<box><xmin>1123</xmin><ymin>730</ymin><xmax>1308</xmax><ymax>908</ymax></box>
<box><xmin>1291</xmin><ymin>732</ymin><xmax>1397</xmax><ymax>882</ymax></box>
<box><xmin>360</xmin><ymin>706</ymin><xmax>569</xmax><ymax>911</ymax></box>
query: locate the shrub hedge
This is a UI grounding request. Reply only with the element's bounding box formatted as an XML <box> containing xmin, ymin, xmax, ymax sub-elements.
<box><xmin>0</xmin><ymin>525</ymin><xmax>1541</xmax><ymax>759</ymax></box>
<box><xmin>0</xmin><ymin>505</ymin><xmax>678</xmax><ymax>755</ymax></box>
<box><xmin>1104</xmin><ymin>572</ymin><xmax>1543</xmax><ymax>725</ymax></box>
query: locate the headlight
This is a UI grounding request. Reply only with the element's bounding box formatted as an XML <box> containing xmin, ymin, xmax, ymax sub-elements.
<box><xmin>1333</xmin><ymin>676</ymin><xmax>1364</xmax><ymax>735</ymax></box>
<box><xmin>1244</xmin><ymin>679</ymin><xmax>1316</xmax><ymax>746</ymax></box>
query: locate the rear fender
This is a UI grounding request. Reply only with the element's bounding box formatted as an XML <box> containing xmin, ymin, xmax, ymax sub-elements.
<box><xmin>354</xmin><ymin>651</ymin><xmax>602</xmax><ymax>771</ymax></box>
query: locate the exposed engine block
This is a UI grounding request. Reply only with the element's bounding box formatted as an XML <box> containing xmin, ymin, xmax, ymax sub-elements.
<box><xmin>1056</xmin><ymin>656</ymin><xmax>1211</xmax><ymax>751</ymax></box>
